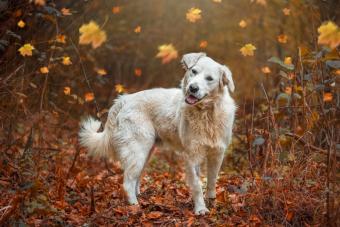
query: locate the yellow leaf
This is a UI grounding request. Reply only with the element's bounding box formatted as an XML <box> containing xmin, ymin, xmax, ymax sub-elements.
<box><xmin>199</xmin><ymin>40</ymin><xmax>208</xmax><ymax>49</ymax></box>
<box><xmin>95</xmin><ymin>68</ymin><xmax>107</xmax><ymax>76</ymax></box>
<box><xmin>56</xmin><ymin>34</ymin><xmax>66</xmax><ymax>43</ymax></box>
<box><xmin>134</xmin><ymin>68</ymin><xmax>142</xmax><ymax>77</ymax></box>
<box><xmin>17</xmin><ymin>20</ymin><xmax>25</xmax><ymax>28</ymax></box>
<box><xmin>284</xmin><ymin>57</ymin><xmax>292</xmax><ymax>65</ymax></box>
<box><xmin>18</xmin><ymin>43</ymin><xmax>34</xmax><ymax>56</ymax></box>
<box><xmin>134</xmin><ymin>26</ymin><xmax>141</xmax><ymax>33</ymax></box>
<box><xmin>156</xmin><ymin>44</ymin><xmax>178</xmax><ymax>64</ymax></box>
<box><xmin>239</xmin><ymin>20</ymin><xmax>247</xmax><ymax>28</ymax></box>
<box><xmin>40</xmin><ymin>67</ymin><xmax>49</xmax><ymax>74</ymax></box>
<box><xmin>79</xmin><ymin>21</ymin><xmax>107</xmax><ymax>49</ymax></box>
<box><xmin>240</xmin><ymin>43</ymin><xmax>256</xmax><ymax>56</ymax></box>
<box><xmin>186</xmin><ymin>8</ymin><xmax>202</xmax><ymax>23</ymax></box>
<box><xmin>64</xmin><ymin>87</ymin><xmax>71</xmax><ymax>95</ymax></box>
<box><xmin>317</xmin><ymin>21</ymin><xmax>340</xmax><ymax>49</ymax></box>
<box><xmin>323</xmin><ymin>93</ymin><xmax>333</xmax><ymax>102</ymax></box>
<box><xmin>84</xmin><ymin>92</ymin><xmax>94</xmax><ymax>102</ymax></box>
<box><xmin>282</xmin><ymin>8</ymin><xmax>290</xmax><ymax>16</ymax></box>
<box><xmin>115</xmin><ymin>84</ymin><xmax>125</xmax><ymax>93</ymax></box>
<box><xmin>62</xmin><ymin>56</ymin><xmax>72</xmax><ymax>65</ymax></box>
<box><xmin>277</xmin><ymin>34</ymin><xmax>288</xmax><ymax>43</ymax></box>
<box><xmin>61</xmin><ymin>8</ymin><xmax>72</xmax><ymax>16</ymax></box>
<box><xmin>261</xmin><ymin>66</ymin><xmax>271</xmax><ymax>74</ymax></box>
<box><xmin>34</xmin><ymin>0</ymin><xmax>45</xmax><ymax>6</ymax></box>
<box><xmin>112</xmin><ymin>6</ymin><xmax>121</xmax><ymax>14</ymax></box>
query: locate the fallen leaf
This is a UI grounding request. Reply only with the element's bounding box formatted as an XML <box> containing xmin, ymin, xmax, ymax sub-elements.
<box><xmin>239</xmin><ymin>20</ymin><xmax>247</xmax><ymax>28</ymax></box>
<box><xmin>186</xmin><ymin>8</ymin><xmax>202</xmax><ymax>23</ymax></box>
<box><xmin>261</xmin><ymin>66</ymin><xmax>271</xmax><ymax>74</ymax></box>
<box><xmin>317</xmin><ymin>21</ymin><xmax>340</xmax><ymax>49</ymax></box>
<box><xmin>40</xmin><ymin>67</ymin><xmax>49</xmax><ymax>74</ymax></box>
<box><xmin>282</xmin><ymin>8</ymin><xmax>290</xmax><ymax>16</ymax></box>
<box><xmin>240</xmin><ymin>43</ymin><xmax>256</xmax><ymax>56</ymax></box>
<box><xmin>18</xmin><ymin>43</ymin><xmax>34</xmax><ymax>56</ymax></box>
<box><xmin>199</xmin><ymin>40</ymin><xmax>208</xmax><ymax>48</ymax></box>
<box><xmin>79</xmin><ymin>21</ymin><xmax>107</xmax><ymax>49</ymax></box>
<box><xmin>115</xmin><ymin>84</ymin><xmax>125</xmax><ymax>93</ymax></box>
<box><xmin>277</xmin><ymin>34</ymin><xmax>288</xmax><ymax>43</ymax></box>
<box><xmin>84</xmin><ymin>92</ymin><xmax>94</xmax><ymax>102</ymax></box>
<box><xmin>156</xmin><ymin>44</ymin><xmax>178</xmax><ymax>64</ymax></box>
<box><xmin>64</xmin><ymin>87</ymin><xmax>71</xmax><ymax>95</ymax></box>
<box><xmin>17</xmin><ymin>20</ymin><xmax>25</xmax><ymax>28</ymax></box>
<box><xmin>147</xmin><ymin>211</ymin><xmax>163</xmax><ymax>219</ymax></box>
<box><xmin>134</xmin><ymin>68</ymin><xmax>142</xmax><ymax>77</ymax></box>
<box><xmin>62</xmin><ymin>56</ymin><xmax>72</xmax><ymax>65</ymax></box>
<box><xmin>112</xmin><ymin>6</ymin><xmax>121</xmax><ymax>14</ymax></box>
<box><xmin>134</xmin><ymin>26</ymin><xmax>141</xmax><ymax>33</ymax></box>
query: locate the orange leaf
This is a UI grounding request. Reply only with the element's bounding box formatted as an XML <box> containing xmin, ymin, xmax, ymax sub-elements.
<box><xmin>277</xmin><ymin>34</ymin><xmax>288</xmax><ymax>43</ymax></box>
<box><xmin>18</xmin><ymin>43</ymin><xmax>34</xmax><ymax>56</ymax></box>
<box><xmin>156</xmin><ymin>44</ymin><xmax>178</xmax><ymax>64</ymax></box>
<box><xmin>34</xmin><ymin>0</ymin><xmax>46</xmax><ymax>6</ymax></box>
<box><xmin>112</xmin><ymin>6</ymin><xmax>121</xmax><ymax>14</ymax></box>
<box><xmin>282</xmin><ymin>8</ymin><xmax>290</xmax><ymax>16</ymax></box>
<box><xmin>240</xmin><ymin>43</ymin><xmax>256</xmax><ymax>56</ymax></box>
<box><xmin>134</xmin><ymin>26</ymin><xmax>141</xmax><ymax>33</ymax></box>
<box><xmin>239</xmin><ymin>20</ymin><xmax>247</xmax><ymax>28</ymax></box>
<box><xmin>95</xmin><ymin>68</ymin><xmax>107</xmax><ymax>76</ymax></box>
<box><xmin>323</xmin><ymin>93</ymin><xmax>333</xmax><ymax>102</ymax></box>
<box><xmin>284</xmin><ymin>57</ymin><xmax>292</xmax><ymax>65</ymax></box>
<box><xmin>62</xmin><ymin>56</ymin><xmax>72</xmax><ymax>65</ymax></box>
<box><xmin>199</xmin><ymin>40</ymin><xmax>208</xmax><ymax>49</ymax></box>
<box><xmin>186</xmin><ymin>8</ymin><xmax>202</xmax><ymax>23</ymax></box>
<box><xmin>40</xmin><ymin>66</ymin><xmax>49</xmax><ymax>74</ymax></box>
<box><xmin>56</xmin><ymin>34</ymin><xmax>66</xmax><ymax>43</ymax></box>
<box><xmin>79</xmin><ymin>21</ymin><xmax>107</xmax><ymax>49</ymax></box>
<box><xmin>84</xmin><ymin>92</ymin><xmax>94</xmax><ymax>102</ymax></box>
<box><xmin>61</xmin><ymin>8</ymin><xmax>72</xmax><ymax>16</ymax></box>
<box><xmin>147</xmin><ymin>211</ymin><xmax>163</xmax><ymax>219</ymax></box>
<box><xmin>17</xmin><ymin>20</ymin><xmax>25</xmax><ymax>28</ymax></box>
<box><xmin>134</xmin><ymin>68</ymin><xmax>142</xmax><ymax>77</ymax></box>
<box><xmin>63</xmin><ymin>87</ymin><xmax>71</xmax><ymax>95</ymax></box>
<box><xmin>261</xmin><ymin>66</ymin><xmax>271</xmax><ymax>74</ymax></box>
<box><xmin>115</xmin><ymin>84</ymin><xmax>125</xmax><ymax>93</ymax></box>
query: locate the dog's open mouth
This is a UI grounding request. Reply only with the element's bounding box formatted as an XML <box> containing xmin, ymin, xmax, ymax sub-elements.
<box><xmin>185</xmin><ymin>95</ymin><xmax>201</xmax><ymax>105</ymax></box>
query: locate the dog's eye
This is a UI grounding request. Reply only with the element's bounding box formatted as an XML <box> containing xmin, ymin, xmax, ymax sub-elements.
<box><xmin>191</xmin><ymin>69</ymin><xmax>198</xmax><ymax>75</ymax></box>
<box><xmin>206</xmin><ymin>76</ymin><xmax>213</xmax><ymax>81</ymax></box>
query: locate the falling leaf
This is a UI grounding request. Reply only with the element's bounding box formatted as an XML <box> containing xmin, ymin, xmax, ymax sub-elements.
<box><xmin>282</xmin><ymin>8</ymin><xmax>290</xmax><ymax>16</ymax></box>
<box><xmin>79</xmin><ymin>21</ymin><xmax>107</xmax><ymax>49</ymax></box>
<box><xmin>18</xmin><ymin>43</ymin><xmax>34</xmax><ymax>56</ymax></box>
<box><xmin>186</xmin><ymin>8</ymin><xmax>202</xmax><ymax>23</ymax></box>
<box><xmin>239</xmin><ymin>20</ymin><xmax>247</xmax><ymax>28</ymax></box>
<box><xmin>134</xmin><ymin>26</ymin><xmax>141</xmax><ymax>33</ymax></box>
<box><xmin>240</xmin><ymin>43</ymin><xmax>256</xmax><ymax>56</ymax></box>
<box><xmin>256</xmin><ymin>0</ymin><xmax>267</xmax><ymax>6</ymax></box>
<box><xmin>34</xmin><ymin>0</ymin><xmax>46</xmax><ymax>6</ymax></box>
<box><xmin>323</xmin><ymin>92</ymin><xmax>333</xmax><ymax>102</ymax></box>
<box><xmin>134</xmin><ymin>68</ymin><xmax>142</xmax><ymax>77</ymax></box>
<box><xmin>335</xmin><ymin>69</ymin><xmax>340</xmax><ymax>76</ymax></box>
<box><xmin>56</xmin><ymin>34</ymin><xmax>66</xmax><ymax>43</ymax></box>
<box><xmin>40</xmin><ymin>66</ymin><xmax>49</xmax><ymax>74</ymax></box>
<box><xmin>61</xmin><ymin>8</ymin><xmax>72</xmax><ymax>16</ymax></box>
<box><xmin>62</xmin><ymin>56</ymin><xmax>72</xmax><ymax>65</ymax></box>
<box><xmin>261</xmin><ymin>66</ymin><xmax>271</xmax><ymax>74</ymax></box>
<box><xmin>156</xmin><ymin>44</ymin><xmax>178</xmax><ymax>64</ymax></box>
<box><xmin>115</xmin><ymin>84</ymin><xmax>125</xmax><ymax>93</ymax></box>
<box><xmin>64</xmin><ymin>87</ymin><xmax>71</xmax><ymax>95</ymax></box>
<box><xmin>284</xmin><ymin>57</ymin><xmax>292</xmax><ymax>65</ymax></box>
<box><xmin>112</xmin><ymin>6</ymin><xmax>121</xmax><ymax>14</ymax></box>
<box><xmin>317</xmin><ymin>21</ymin><xmax>340</xmax><ymax>49</ymax></box>
<box><xmin>17</xmin><ymin>20</ymin><xmax>25</xmax><ymax>28</ymax></box>
<box><xmin>95</xmin><ymin>68</ymin><xmax>107</xmax><ymax>76</ymax></box>
<box><xmin>199</xmin><ymin>40</ymin><xmax>208</xmax><ymax>48</ymax></box>
<box><xmin>277</xmin><ymin>34</ymin><xmax>288</xmax><ymax>43</ymax></box>
<box><xmin>84</xmin><ymin>92</ymin><xmax>94</xmax><ymax>102</ymax></box>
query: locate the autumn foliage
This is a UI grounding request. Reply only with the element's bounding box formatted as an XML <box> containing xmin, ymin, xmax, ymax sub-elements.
<box><xmin>0</xmin><ymin>0</ymin><xmax>339</xmax><ymax>226</ymax></box>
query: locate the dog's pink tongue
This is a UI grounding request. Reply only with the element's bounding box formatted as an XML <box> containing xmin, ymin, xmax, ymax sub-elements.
<box><xmin>186</xmin><ymin>95</ymin><xmax>198</xmax><ymax>105</ymax></box>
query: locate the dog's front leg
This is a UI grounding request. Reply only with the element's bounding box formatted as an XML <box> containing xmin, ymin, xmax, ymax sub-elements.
<box><xmin>185</xmin><ymin>162</ymin><xmax>209</xmax><ymax>215</ymax></box>
<box><xmin>206</xmin><ymin>151</ymin><xmax>224</xmax><ymax>199</ymax></box>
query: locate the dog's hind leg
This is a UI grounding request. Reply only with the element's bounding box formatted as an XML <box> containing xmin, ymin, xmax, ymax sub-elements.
<box><xmin>135</xmin><ymin>145</ymin><xmax>154</xmax><ymax>195</ymax></box>
<box><xmin>185</xmin><ymin>162</ymin><xmax>209</xmax><ymax>215</ymax></box>
<box><xmin>206</xmin><ymin>151</ymin><xmax>224</xmax><ymax>199</ymax></box>
<box><xmin>121</xmin><ymin>140</ymin><xmax>154</xmax><ymax>205</ymax></box>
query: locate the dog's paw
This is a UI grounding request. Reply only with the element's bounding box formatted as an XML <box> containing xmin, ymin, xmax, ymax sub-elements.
<box><xmin>194</xmin><ymin>207</ymin><xmax>209</xmax><ymax>215</ymax></box>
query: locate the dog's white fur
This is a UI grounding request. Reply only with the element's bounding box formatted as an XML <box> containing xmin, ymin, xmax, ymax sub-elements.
<box><xmin>79</xmin><ymin>53</ymin><xmax>236</xmax><ymax>215</ymax></box>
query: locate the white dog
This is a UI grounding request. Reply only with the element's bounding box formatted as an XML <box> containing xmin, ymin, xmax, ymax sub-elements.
<box><xmin>79</xmin><ymin>53</ymin><xmax>236</xmax><ymax>215</ymax></box>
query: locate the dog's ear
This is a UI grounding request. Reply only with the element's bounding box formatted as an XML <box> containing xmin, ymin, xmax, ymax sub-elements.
<box><xmin>220</xmin><ymin>65</ymin><xmax>235</xmax><ymax>93</ymax></box>
<box><xmin>181</xmin><ymin>52</ymin><xmax>206</xmax><ymax>70</ymax></box>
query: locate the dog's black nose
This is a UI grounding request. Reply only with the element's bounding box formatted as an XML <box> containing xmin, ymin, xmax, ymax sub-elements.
<box><xmin>189</xmin><ymin>84</ymin><xmax>199</xmax><ymax>93</ymax></box>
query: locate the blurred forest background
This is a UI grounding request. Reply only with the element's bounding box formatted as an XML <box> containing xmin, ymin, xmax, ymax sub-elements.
<box><xmin>0</xmin><ymin>0</ymin><xmax>339</xmax><ymax>226</ymax></box>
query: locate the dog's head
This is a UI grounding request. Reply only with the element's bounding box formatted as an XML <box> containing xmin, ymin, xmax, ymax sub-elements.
<box><xmin>181</xmin><ymin>52</ymin><xmax>235</xmax><ymax>106</ymax></box>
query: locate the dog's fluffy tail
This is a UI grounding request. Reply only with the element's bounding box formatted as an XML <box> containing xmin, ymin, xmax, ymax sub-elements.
<box><xmin>79</xmin><ymin>117</ymin><xmax>110</xmax><ymax>157</ymax></box>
